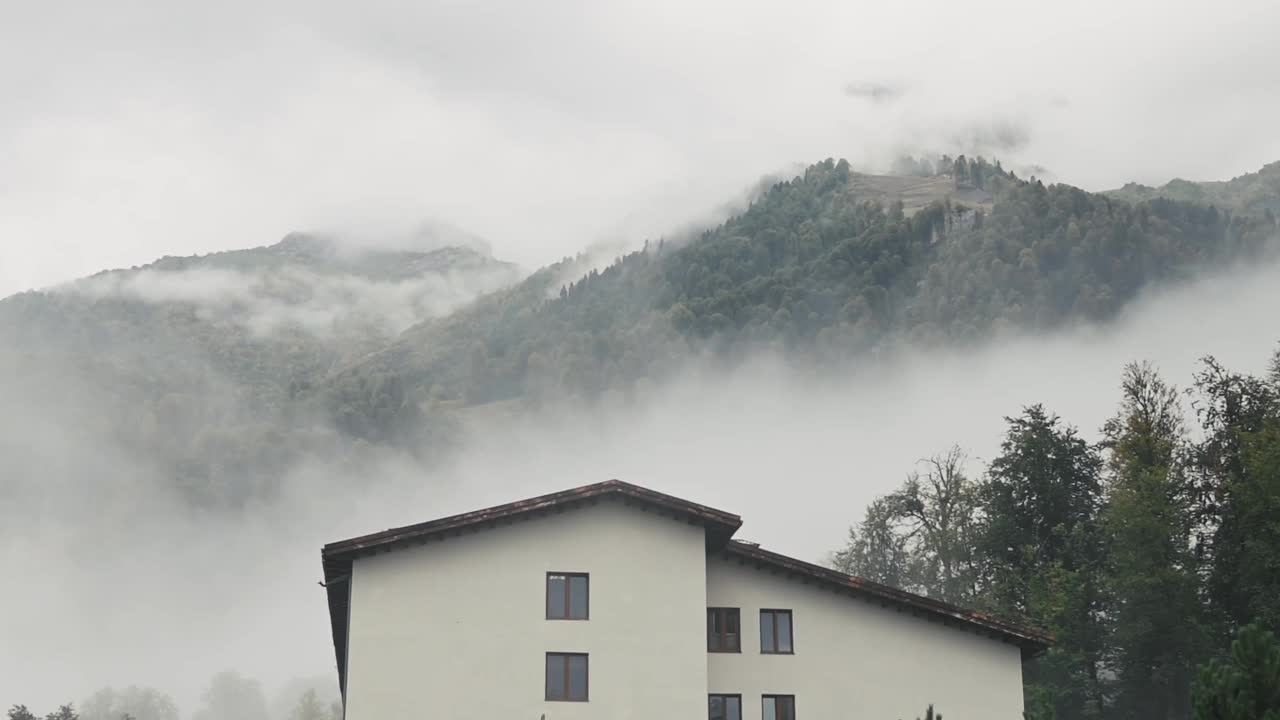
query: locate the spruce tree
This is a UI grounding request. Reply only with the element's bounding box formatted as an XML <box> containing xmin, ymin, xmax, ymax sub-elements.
<box><xmin>1191</xmin><ymin>623</ymin><xmax>1280</xmax><ymax>720</ymax></box>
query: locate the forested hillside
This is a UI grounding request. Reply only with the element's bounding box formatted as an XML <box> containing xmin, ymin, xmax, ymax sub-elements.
<box><xmin>833</xmin><ymin>346</ymin><xmax>1280</xmax><ymax>720</ymax></box>
<box><xmin>1107</xmin><ymin>160</ymin><xmax>1280</xmax><ymax>218</ymax></box>
<box><xmin>0</xmin><ymin>234</ymin><xmax>520</xmax><ymax>505</ymax></box>
<box><xmin>2</xmin><ymin>157</ymin><xmax>1278</xmax><ymax>506</ymax></box>
<box><xmin>322</xmin><ymin>157</ymin><xmax>1279</xmax><ymax>442</ymax></box>
<box><xmin>5</xmin><ymin>157</ymin><xmax>1280</xmax><ymax>719</ymax></box>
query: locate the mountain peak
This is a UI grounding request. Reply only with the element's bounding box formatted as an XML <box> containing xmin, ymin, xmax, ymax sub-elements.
<box><xmin>272</xmin><ymin>232</ymin><xmax>340</xmax><ymax>258</ymax></box>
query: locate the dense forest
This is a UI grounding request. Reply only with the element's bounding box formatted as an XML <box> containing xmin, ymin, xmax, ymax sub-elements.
<box><xmin>833</xmin><ymin>346</ymin><xmax>1280</xmax><ymax>720</ymax></box>
<box><xmin>0</xmin><ymin>235</ymin><xmax>520</xmax><ymax>506</ymax></box>
<box><xmin>1107</xmin><ymin>161</ymin><xmax>1280</xmax><ymax>219</ymax></box>
<box><xmin>5</xmin><ymin>155</ymin><xmax>1280</xmax><ymax>720</ymax></box>
<box><xmin>2</xmin><ymin>157</ymin><xmax>1278</xmax><ymax>511</ymax></box>
<box><xmin>323</xmin><ymin>157</ymin><xmax>1278</xmax><ymax>444</ymax></box>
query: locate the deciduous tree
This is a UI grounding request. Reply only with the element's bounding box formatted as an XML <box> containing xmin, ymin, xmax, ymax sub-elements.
<box><xmin>1101</xmin><ymin>362</ymin><xmax>1206</xmax><ymax>720</ymax></box>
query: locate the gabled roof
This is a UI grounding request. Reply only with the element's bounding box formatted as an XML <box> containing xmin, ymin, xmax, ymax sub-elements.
<box><xmin>320</xmin><ymin>480</ymin><xmax>1052</xmax><ymax>696</ymax></box>
<box><xmin>320</xmin><ymin>479</ymin><xmax>743</xmax><ymax>695</ymax></box>
<box><xmin>720</xmin><ymin>540</ymin><xmax>1053</xmax><ymax>659</ymax></box>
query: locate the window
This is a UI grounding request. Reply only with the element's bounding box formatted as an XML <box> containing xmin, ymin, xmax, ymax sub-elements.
<box><xmin>709</xmin><ymin>694</ymin><xmax>742</xmax><ymax>720</ymax></box>
<box><xmin>762</xmin><ymin>695</ymin><xmax>796</xmax><ymax>720</ymax></box>
<box><xmin>707</xmin><ymin>607</ymin><xmax>741</xmax><ymax>652</ymax></box>
<box><xmin>545</xmin><ymin>653</ymin><xmax>588</xmax><ymax>701</ymax></box>
<box><xmin>760</xmin><ymin>610</ymin><xmax>794</xmax><ymax>653</ymax></box>
<box><xmin>546</xmin><ymin>573</ymin><xmax>589</xmax><ymax>620</ymax></box>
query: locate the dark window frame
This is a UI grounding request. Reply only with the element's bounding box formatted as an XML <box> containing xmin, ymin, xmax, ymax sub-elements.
<box><xmin>759</xmin><ymin>609</ymin><xmax>795</xmax><ymax>654</ymax></box>
<box><xmin>762</xmin><ymin>694</ymin><xmax>796</xmax><ymax>720</ymax></box>
<box><xmin>546</xmin><ymin>572</ymin><xmax>590</xmax><ymax>620</ymax></box>
<box><xmin>709</xmin><ymin>694</ymin><xmax>743</xmax><ymax>720</ymax></box>
<box><xmin>707</xmin><ymin>607</ymin><xmax>742</xmax><ymax>653</ymax></box>
<box><xmin>545</xmin><ymin>652</ymin><xmax>589</xmax><ymax>702</ymax></box>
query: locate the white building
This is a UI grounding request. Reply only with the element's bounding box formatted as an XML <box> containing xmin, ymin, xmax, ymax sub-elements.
<box><xmin>321</xmin><ymin>480</ymin><xmax>1050</xmax><ymax>720</ymax></box>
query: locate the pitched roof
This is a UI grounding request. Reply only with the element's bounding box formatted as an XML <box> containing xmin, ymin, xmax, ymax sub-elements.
<box><xmin>320</xmin><ymin>479</ymin><xmax>743</xmax><ymax>695</ymax></box>
<box><xmin>720</xmin><ymin>540</ymin><xmax>1053</xmax><ymax>659</ymax></box>
<box><xmin>320</xmin><ymin>480</ymin><xmax>1051</xmax><ymax>695</ymax></box>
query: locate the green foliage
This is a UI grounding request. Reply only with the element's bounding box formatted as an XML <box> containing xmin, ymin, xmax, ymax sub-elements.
<box><xmin>980</xmin><ymin>407</ymin><xmax>1107</xmax><ymax>720</ymax></box>
<box><xmin>1101</xmin><ymin>363</ymin><xmax>1206</xmax><ymax>718</ymax></box>
<box><xmin>191</xmin><ymin>671</ymin><xmax>269</xmax><ymax>720</ymax></box>
<box><xmin>4</xmin><ymin>158</ymin><xmax>1277</xmax><ymax>508</ymax></box>
<box><xmin>1023</xmin><ymin>686</ymin><xmax>1058</xmax><ymax>720</ymax></box>
<box><xmin>890</xmin><ymin>155</ymin><xmax>937</xmax><ymax>177</ymax></box>
<box><xmin>1190</xmin><ymin>352</ymin><xmax>1280</xmax><ymax>633</ymax></box>
<box><xmin>835</xmin><ymin>346</ymin><xmax>1280</xmax><ymax>720</ymax></box>
<box><xmin>322</xmin><ymin>159</ymin><xmax>1276</xmax><ymax>453</ymax></box>
<box><xmin>1106</xmin><ymin>161</ymin><xmax>1280</xmax><ymax>218</ymax></box>
<box><xmin>833</xmin><ymin>495</ymin><xmax>914</xmax><ymax>590</ymax></box>
<box><xmin>832</xmin><ymin>447</ymin><xmax>981</xmax><ymax>604</ymax></box>
<box><xmin>1192</xmin><ymin>623</ymin><xmax>1280</xmax><ymax>720</ymax></box>
<box><xmin>80</xmin><ymin>687</ymin><xmax>178</xmax><ymax>720</ymax></box>
<box><xmin>0</xmin><ymin>236</ymin><xmax>502</xmax><ymax>506</ymax></box>
<box><xmin>5</xmin><ymin>707</ymin><xmax>78</xmax><ymax>720</ymax></box>
<box><xmin>287</xmin><ymin>690</ymin><xmax>328</xmax><ymax>720</ymax></box>
<box><xmin>979</xmin><ymin>405</ymin><xmax>1105</xmax><ymax>610</ymax></box>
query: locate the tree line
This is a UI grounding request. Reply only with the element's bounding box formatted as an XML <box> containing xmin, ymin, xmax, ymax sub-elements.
<box><xmin>4</xmin><ymin>156</ymin><xmax>1275</xmax><ymax>509</ymax></box>
<box><xmin>328</xmin><ymin>157</ymin><xmax>1276</xmax><ymax>447</ymax></box>
<box><xmin>833</xmin><ymin>345</ymin><xmax>1280</xmax><ymax>719</ymax></box>
<box><xmin>7</xmin><ymin>673</ymin><xmax>339</xmax><ymax>720</ymax></box>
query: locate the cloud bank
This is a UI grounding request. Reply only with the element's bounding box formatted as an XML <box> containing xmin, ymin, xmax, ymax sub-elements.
<box><xmin>4</xmin><ymin>250</ymin><xmax>1278</xmax><ymax>711</ymax></box>
<box><xmin>64</xmin><ymin>260</ymin><xmax>521</xmax><ymax>340</ymax></box>
<box><xmin>3</xmin><ymin>0</ymin><xmax>1280</xmax><ymax>296</ymax></box>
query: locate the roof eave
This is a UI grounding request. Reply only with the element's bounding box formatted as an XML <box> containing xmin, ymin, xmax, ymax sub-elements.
<box><xmin>720</xmin><ymin>541</ymin><xmax>1054</xmax><ymax>656</ymax></box>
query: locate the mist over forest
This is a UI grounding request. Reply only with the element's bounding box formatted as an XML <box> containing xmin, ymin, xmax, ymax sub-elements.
<box><xmin>2</xmin><ymin>149</ymin><xmax>1280</xmax><ymax>717</ymax></box>
<box><xmin>5</xmin><ymin>0</ymin><xmax>1280</xmax><ymax>716</ymax></box>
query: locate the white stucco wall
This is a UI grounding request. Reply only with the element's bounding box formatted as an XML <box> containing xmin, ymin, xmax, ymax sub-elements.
<box><xmin>343</xmin><ymin>498</ymin><xmax>709</xmax><ymax>720</ymax></box>
<box><xmin>706</xmin><ymin>554</ymin><xmax>1026</xmax><ymax>720</ymax></box>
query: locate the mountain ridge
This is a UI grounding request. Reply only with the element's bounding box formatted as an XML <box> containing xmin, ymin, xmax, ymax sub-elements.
<box><xmin>3</xmin><ymin>156</ymin><xmax>1278</xmax><ymax>506</ymax></box>
<box><xmin>1104</xmin><ymin>160</ymin><xmax>1280</xmax><ymax>217</ymax></box>
<box><xmin>316</xmin><ymin>158</ymin><xmax>1279</xmax><ymax>437</ymax></box>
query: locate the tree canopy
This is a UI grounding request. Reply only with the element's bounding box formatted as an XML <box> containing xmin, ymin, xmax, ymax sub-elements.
<box><xmin>834</xmin><ymin>345</ymin><xmax>1280</xmax><ymax>720</ymax></box>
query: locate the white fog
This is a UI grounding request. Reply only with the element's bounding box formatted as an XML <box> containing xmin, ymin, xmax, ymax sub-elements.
<box><xmin>4</xmin><ymin>0</ymin><xmax>1280</xmax><ymax>716</ymax></box>
<box><xmin>3</xmin><ymin>253</ymin><xmax>1277</xmax><ymax>710</ymax></box>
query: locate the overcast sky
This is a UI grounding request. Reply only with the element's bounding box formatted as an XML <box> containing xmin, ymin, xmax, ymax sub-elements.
<box><xmin>3</xmin><ymin>0</ymin><xmax>1279</xmax><ymax>297</ymax></box>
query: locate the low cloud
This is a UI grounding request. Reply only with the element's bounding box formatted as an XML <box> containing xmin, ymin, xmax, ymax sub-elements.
<box><xmin>844</xmin><ymin>82</ymin><xmax>904</xmax><ymax>104</ymax></box>
<box><xmin>62</xmin><ymin>259</ymin><xmax>522</xmax><ymax>340</ymax></box>
<box><xmin>947</xmin><ymin>118</ymin><xmax>1032</xmax><ymax>156</ymax></box>
<box><xmin>4</xmin><ymin>251</ymin><xmax>1279</xmax><ymax>711</ymax></box>
<box><xmin>4</xmin><ymin>0</ymin><xmax>1280</xmax><ymax>297</ymax></box>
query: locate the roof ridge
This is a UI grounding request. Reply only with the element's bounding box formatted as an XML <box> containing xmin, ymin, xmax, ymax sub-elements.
<box><xmin>321</xmin><ymin>479</ymin><xmax>745</xmax><ymax>695</ymax></box>
<box><xmin>322</xmin><ymin>479</ymin><xmax>741</xmax><ymax>557</ymax></box>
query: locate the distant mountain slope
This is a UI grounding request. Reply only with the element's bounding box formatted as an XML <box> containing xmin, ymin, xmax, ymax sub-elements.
<box><xmin>319</xmin><ymin>158</ymin><xmax>1279</xmax><ymax>441</ymax></box>
<box><xmin>4</xmin><ymin>234</ymin><xmax>521</xmax><ymax>395</ymax></box>
<box><xmin>1106</xmin><ymin>161</ymin><xmax>1280</xmax><ymax>217</ymax></box>
<box><xmin>0</xmin><ymin>234</ymin><xmax>521</xmax><ymax>504</ymax></box>
<box><xmin>4</xmin><ymin>158</ymin><xmax>1278</xmax><ymax>506</ymax></box>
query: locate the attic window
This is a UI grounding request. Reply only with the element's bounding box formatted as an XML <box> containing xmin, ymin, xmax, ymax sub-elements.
<box><xmin>547</xmin><ymin>572</ymin><xmax>589</xmax><ymax>620</ymax></box>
